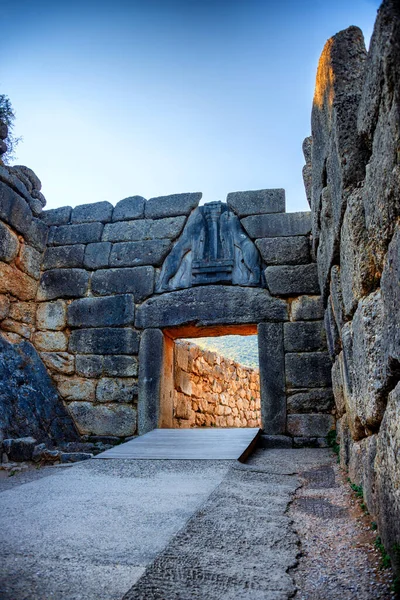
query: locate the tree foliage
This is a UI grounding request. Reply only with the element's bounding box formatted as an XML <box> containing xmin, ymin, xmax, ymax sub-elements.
<box><xmin>0</xmin><ymin>94</ymin><xmax>21</xmax><ymax>163</ymax></box>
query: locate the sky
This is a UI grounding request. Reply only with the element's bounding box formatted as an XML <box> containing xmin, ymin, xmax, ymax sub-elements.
<box><xmin>1</xmin><ymin>0</ymin><xmax>380</xmax><ymax>212</ymax></box>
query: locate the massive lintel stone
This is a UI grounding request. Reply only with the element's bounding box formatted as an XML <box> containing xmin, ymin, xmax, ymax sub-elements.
<box><xmin>37</xmin><ymin>269</ymin><xmax>90</xmax><ymax>300</ymax></box>
<box><xmin>91</xmin><ymin>266</ymin><xmax>154</xmax><ymax>302</ymax></box>
<box><xmin>265</xmin><ymin>264</ymin><xmax>320</xmax><ymax>296</ymax></box>
<box><xmin>42</xmin><ymin>245</ymin><xmax>85</xmax><ymax>270</ymax></box>
<box><xmin>135</xmin><ymin>285</ymin><xmax>287</xmax><ymax>329</ymax></box>
<box><xmin>241</xmin><ymin>212</ymin><xmax>311</xmax><ymax>239</ymax></box>
<box><xmin>110</xmin><ymin>240</ymin><xmax>171</xmax><ymax>267</ymax></box>
<box><xmin>112</xmin><ymin>196</ymin><xmax>145</xmax><ymax>222</ymax></box>
<box><xmin>145</xmin><ymin>192</ymin><xmax>202</xmax><ymax>219</ymax></box>
<box><xmin>226</xmin><ymin>189</ymin><xmax>285</xmax><ymax>217</ymax></box>
<box><xmin>71</xmin><ymin>201</ymin><xmax>113</xmax><ymax>224</ymax></box>
<box><xmin>102</xmin><ymin>216</ymin><xmax>186</xmax><ymax>243</ymax></box>
<box><xmin>69</xmin><ymin>328</ymin><xmax>140</xmax><ymax>355</ymax></box>
<box><xmin>255</xmin><ymin>236</ymin><xmax>310</xmax><ymax>265</ymax></box>
<box><xmin>67</xmin><ymin>295</ymin><xmax>135</xmax><ymax>328</ymax></box>
<box><xmin>52</xmin><ymin>222</ymin><xmax>104</xmax><ymax>246</ymax></box>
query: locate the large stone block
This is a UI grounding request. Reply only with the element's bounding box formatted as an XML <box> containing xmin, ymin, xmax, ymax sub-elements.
<box><xmin>331</xmin><ymin>352</ymin><xmax>346</xmax><ymax>418</ymax></box>
<box><xmin>381</xmin><ymin>225</ymin><xmax>400</xmax><ymax>367</ymax></box>
<box><xmin>265</xmin><ymin>264</ymin><xmax>320</xmax><ymax>296</ymax></box>
<box><xmin>284</xmin><ymin>321</ymin><xmax>326</xmax><ymax>352</ymax></box>
<box><xmin>285</xmin><ymin>352</ymin><xmax>332</xmax><ymax>388</ymax></box>
<box><xmin>109</xmin><ymin>240</ymin><xmax>172</xmax><ymax>267</ymax></box>
<box><xmin>37</xmin><ymin>269</ymin><xmax>90</xmax><ymax>300</ymax></box>
<box><xmin>102</xmin><ymin>216</ymin><xmax>186</xmax><ymax>243</ymax></box>
<box><xmin>42</xmin><ymin>245</ymin><xmax>85</xmax><ymax>270</ymax></box>
<box><xmin>91</xmin><ymin>266</ymin><xmax>154</xmax><ymax>302</ymax></box>
<box><xmin>9</xmin><ymin>302</ymin><xmax>36</xmax><ymax>324</ymax></box>
<box><xmin>36</xmin><ymin>300</ymin><xmax>67</xmax><ymax>331</ymax></box>
<box><xmin>145</xmin><ymin>192</ymin><xmax>201</xmax><ymax>219</ymax></box>
<box><xmin>71</xmin><ymin>201</ymin><xmax>113</xmax><ymax>224</ymax></box>
<box><xmin>0</xmin><ymin>221</ymin><xmax>19</xmax><ymax>262</ymax></box>
<box><xmin>41</xmin><ymin>206</ymin><xmax>72</xmax><ymax>226</ymax></box>
<box><xmin>241</xmin><ymin>212</ymin><xmax>311</xmax><ymax>239</ymax></box>
<box><xmin>324</xmin><ymin>299</ymin><xmax>341</xmax><ymax>359</ymax></box>
<box><xmin>138</xmin><ymin>328</ymin><xmax>164</xmax><ymax>434</ymax></box>
<box><xmin>0</xmin><ymin>263</ymin><xmax>38</xmax><ymax>300</ymax></box>
<box><xmin>0</xmin><ymin>181</ymin><xmax>32</xmax><ymax>236</ymax></box>
<box><xmin>33</xmin><ymin>331</ymin><xmax>68</xmax><ymax>352</ymax></box>
<box><xmin>287</xmin><ymin>414</ymin><xmax>335</xmax><ymax>437</ymax></box>
<box><xmin>68</xmin><ymin>402</ymin><xmax>137</xmax><ymax>437</ymax></box>
<box><xmin>103</xmin><ymin>355</ymin><xmax>138</xmax><ymax>377</ymax></box>
<box><xmin>290</xmin><ymin>295</ymin><xmax>324</xmax><ymax>321</ymax></box>
<box><xmin>52</xmin><ymin>222</ymin><xmax>104</xmax><ymax>246</ymax></box>
<box><xmin>255</xmin><ymin>236</ymin><xmax>310</xmax><ymax>265</ymax></box>
<box><xmin>25</xmin><ymin>217</ymin><xmax>48</xmax><ymax>252</ymax></box>
<box><xmin>67</xmin><ymin>295</ymin><xmax>135</xmax><ymax>328</ymax></box>
<box><xmin>17</xmin><ymin>244</ymin><xmax>41</xmax><ymax>279</ymax></box>
<box><xmin>287</xmin><ymin>389</ymin><xmax>334</xmax><ymax>414</ymax></box>
<box><xmin>2</xmin><ymin>436</ymin><xmax>37</xmax><ymax>461</ymax></box>
<box><xmin>75</xmin><ymin>355</ymin><xmax>103</xmax><ymax>378</ymax></box>
<box><xmin>40</xmin><ymin>351</ymin><xmax>75</xmax><ymax>374</ymax></box>
<box><xmin>83</xmin><ymin>242</ymin><xmax>111</xmax><ymax>269</ymax></box>
<box><xmin>330</xmin><ymin>265</ymin><xmax>345</xmax><ymax>332</ymax></box>
<box><xmin>69</xmin><ymin>328</ymin><xmax>140</xmax><ymax>355</ymax></box>
<box><xmin>55</xmin><ymin>376</ymin><xmax>96</xmax><ymax>401</ymax></box>
<box><xmin>0</xmin><ymin>295</ymin><xmax>10</xmax><ymax>320</ymax></box>
<box><xmin>112</xmin><ymin>196</ymin><xmax>145</xmax><ymax>222</ymax></box>
<box><xmin>258</xmin><ymin>322</ymin><xmax>285</xmax><ymax>434</ymax></box>
<box><xmin>226</xmin><ymin>189</ymin><xmax>285</xmax><ymax>217</ymax></box>
<box><xmin>135</xmin><ymin>285</ymin><xmax>288</xmax><ymax>329</ymax></box>
<box><xmin>96</xmin><ymin>377</ymin><xmax>137</xmax><ymax>402</ymax></box>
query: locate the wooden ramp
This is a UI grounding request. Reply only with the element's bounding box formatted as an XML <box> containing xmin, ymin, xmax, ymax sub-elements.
<box><xmin>94</xmin><ymin>428</ymin><xmax>260</xmax><ymax>461</ymax></box>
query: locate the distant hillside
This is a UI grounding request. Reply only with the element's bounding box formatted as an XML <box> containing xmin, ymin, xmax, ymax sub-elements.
<box><xmin>185</xmin><ymin>335</ymin><xmax>259</xmax><ymax>369</ymax></box>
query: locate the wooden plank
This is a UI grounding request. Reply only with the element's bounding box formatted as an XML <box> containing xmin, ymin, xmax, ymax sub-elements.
<box><xmin>94</xmin><ymin>428</ymin><xmax>260</xmax><ymax>461</ymax></box>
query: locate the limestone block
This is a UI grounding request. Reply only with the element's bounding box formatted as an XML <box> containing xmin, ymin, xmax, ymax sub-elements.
<box><xmin>255</xmin><ymin>236</ymin><xmax>310</xmax><ymax>265</ymax></box>
<box><xmin>290</xmin><ymin>295</ymin><xmax>324</xmax><ymax>321</ymax></box>
<box><xmin>41</xmin><ymin>206</ymin><xmax>72</xmax><ymax>226</ymax></box>
<box><xmin>25</xmin><ymin>217</ymin><xmax>48</xmax><ymax>252</ymax></box>
<box><xmin>381</xmin><ymin>225</ymin><xmax>400</xmax><ymax>366</ymax></box>
<box><xmin>287</xmin><ymin>414</ymin><xmax>335</xmax><ymax>437</ymax></box>
<box><xmin>340</xmin><ymin>321</ymin><xmax>364</xmax><ymax>441</ymax></box>
<box><xmin>0</xmin><ymin>295</ymin><xmax>10</xmax><ymax>320</ymax></box>
<box><xmin>330</xmin><ymin>265</ymin><xmax>345</xmax><ymax>332</ymax></box>
<box><xmin>138</xmin><ymin>328</ymin><xmax>163</xmax><ymax>434</ymax></box>
<box><xmin>91</xmin><ymin>266</ymin><xmax>154</xmax><ymax>302</ymax></box>
<box><xmin>9</xmin><ymin>302</ymin><xmax>36</xmax><ymax>325</ymax></box>
<box><xmin>175</xmin><ymin>343</ymin><xmax>189</xmax><ymax>371</ymax></box>
<box><xmin>36</xmin><ymin>300</ymin><xmax>67</xmax><ymax>331</ymax></box>
<box><xmin>55</xmin><ymin>376</ymin><xmax>96</xmax><ymax>401</ymax></box>
<box><xmin>96</xmin><ymin>377</ymin><xmax>138</xmax><ymax>403</ymax></box>
<box><xmin>71</xmin><ymin>201</ymin><xmax>113</xmax><ymax>224</ymax></box>
<box><xmin>69</xmin><ymin>328</ymin><xmax>140</xmax><ymax>355</ymax></box>
<box><xmin>0</xmin><ymin>221</ymin><xmax>19</xmax><ymax>262</ymax></box>
<box><xmin>0</xmin><ymin>263</ymin><xmax>37</xmax><ymax>300</ymax></box>
<box><xmin>67</xmin><ymin>295</ymin><xmax>135</xmax><ymax>328</ymax></box>
<box><xmin>145</xmin><ymin>192</ymin><xmax>201</xmax><ymax>219</ymax></box>
<box><xmin>241</xmin><ymin>211</ymin><xmax>311</xmax><ymax>239</ymax></box>
<box><xmin>174</xmin><ymin>394</ymin><xmax>191</xmax><ymax>420</ymax></box>
<box><xmin>37</xmin><ymin>269</ymin><xmax>89</xmax><ymax>300</ymax></box>
<box><xmin>42</xmin><ymin>244</ymin><xmax>85</xmax><ymax>270</ymax></box>
<box><xmin>226</xmin><ymin>189</ymin><xmax>285</xmax><ymax>217</ymax></box>
<box><xmin>1</xmin><ymin>319</ymin><xmax>32</xmax><ymax>339</ymax></box>
<box><xmin>285</xmin><ymin>352</ymin><xmax>332</xmax><ymax>388</ymax></box>
<box><xmin>112</xmin><ymin>196</ymin><xmax>145</xmax><ymax>222</ymax></box>
<box><xmin>287</xmin><ymin>389</ymin><xmax>334</xmax><ymax>414</ymax></box>
<box><xmin>258</xmin><ymin>322</ymin><xmax>285</xmax><ymax>434</ymax></box>
<box><xmin>284</xmin><ymin>321</ymin><xmax>326</xmax><ymax>352</ymax></box>
<box><xmin>136</xmin><ymin>285</ymin><xmax>288</xmax><ymax>329</ymax></box>
<box><xmin>17</xmin><ymin>244</ymin><xmax>41</xmax><ymax>279</ymax></box>
<box><xmin>103</xmin><ymin>355</ymin><xmax>138</xmax><ymax>377</ymax></box>
<box><xmin>331</xmin><ymin>353</ymin><xmax>346</xmax><ymax>418</ymax></box>
<box><xmin>324</xmin><ymin>299</ymin><xmax>341</xmax><ymax>359</ymax></box>
<box><xmin>40</xmin><ymin>351</ymin><xmax>75</xmax><ymax>374</ymax></box>
<box><xmin>175</xmin><ymin>367</ymin><xmax>192</xmax><ymax>396</ymax></box>
<box><xmin>33</xmin><ymin>331</ymin><xmax>68</xmax><ymax>352</ymax></box>
<box><xmin>75</xmin><ymin>355</ymin><xmax>103</xmax><ymax>378</ymax></box>
<box><xmin>52</xmin><ymin>222</ymin><xmax>103</xmax><ymax>246</ymax></box>
<box><xmin>265</xmin><ymin>264</ymin><xmax>320</xmax><ymax>296</ymax></box>
<box><xmin>109</xmin><ymin>240</ymin><xmax>172</xmax><ymax>267</ymax></box>
<box><xmin>83</xmin><ymin>242</ymin><xmax>111</xmax><ymax>269</ymax></box>
<box><xmin>0</xmin><ymin>181</ymin><xmax>32</xmax><ymax>235</ymax></box>
<box><xmin>102</xmin><ymin>216</ymin><xmax>186</xmax><ymax>242</ymax></box>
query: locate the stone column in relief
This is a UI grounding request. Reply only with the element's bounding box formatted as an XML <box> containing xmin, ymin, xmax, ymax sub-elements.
<box><xmin>258</xmin><ymin>322</ymin><xmax>286</xmax><ymax>434</ymax></box>
<box><xmin>138</xmin><ymin>328</ymin><xmax>164</xmax><ymax>434</ymax></box>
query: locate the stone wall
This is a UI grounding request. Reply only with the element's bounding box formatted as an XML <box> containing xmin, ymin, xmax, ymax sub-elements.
<box><xmin>172</xmin><ymin>340</ymin><xmax>261</xmax><ymax>428</ymax></box>
<box><xmin>306</xmin><ymin>0</ymin><xmax>400</xmax><ymax>571</ymax></box>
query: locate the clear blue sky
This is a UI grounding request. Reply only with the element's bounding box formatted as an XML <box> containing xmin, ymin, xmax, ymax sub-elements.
<box><xmin>1</xmin><ymin>0</ymin><xmax>380</xmax><ymax>211</ymax></box>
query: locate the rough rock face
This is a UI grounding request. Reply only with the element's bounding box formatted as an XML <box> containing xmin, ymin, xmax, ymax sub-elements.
<box><xmin>306</xmin><ymin>0</ymin><xmax>400</xmax><ymax>571</ymax></box>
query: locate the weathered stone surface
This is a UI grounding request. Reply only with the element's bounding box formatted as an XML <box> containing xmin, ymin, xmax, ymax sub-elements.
<box><xmin>40</xmin><ymin>352</ymin><xmax>75</xmax><ymax>374</ymax></box>
<box><xmin>241</xmin><ymin>212</ymin><xmax>311</xmax><ymax>239</ymax></box>
<box><xmin>60</xmin><ymin>451</ymin><xmax>92</xmax><ymax>463</ymax></box>
<box><xmin>71</xmin><ymin>201</ymin><xmax>113</xmax><ymax>224</ymax></box>
<box><xmin>55</xmin><ymin>375</ymin><xmax>96</xmax><ymax>401</ymax></box>
<box><xmin>136</xmin><ymin>286</ymin><xmax>288</xmax><ymax>329</ymax></box>
<box><xmin>0</xmin><ymin>221</ymin><xmax>19</xmax><ymax>262</ymax></box>
<box><xmin>17</xmin><ymin>244</ymin><xmax>41</xmax><ymax>279</ymax></box>
<box><xmin>330</xmin><ymin>265</ymin><xmax>345</xmax><ymax>332</ymax></box>
<box><xmin>285</xmin><ymin>352</ymin><xmax>332</xmax><ymax>388</ymax></box>
<box><xmin>96</xmin><ymin>377</ymin><xmax>137</xmax><ymax>403</ymax></box>
<box><xmin>91</xmin><ymin>266</ymin><xmax>154</xmax><ymax>302</ymax></box>
<box><xmin>69</xmin><ymin>328</ymin><xmax>140</xmax><ymax>355</ymax></box>
<box><xmin>145</xmin><ymin>192</ymin><xmax>201</xmax><ymax>219</ymax></box>
<box><xmin>102</xmin><ymin>216</ymin><xmax>186</xmax><ymax>242</ymax></box>
<box><xmin>1</xmin><ymin>319</ymin><xmax>32</xmax><ymax>339</ymax></box>
<box><xmin>103</xmin><ymin>355</ymin><xmax>138</xmax><ymax>377</ymax></box>
<box><xmin>33</xmin><ymin>331</ymin><xmax>68</xmax><ymax>352</ymax></box>
<box><xmin>324</xmin><ymin>299</ymin><xmax>341</xmax><ymax>359</ymax></box>
<box><xmin>67</xmin><ymin>295</ymin><xmax>135</xmax><ymax>328</ymax></box>
<box><xmin>68</xmin><ymin>402</ymin><xmax>137</xmax><ymax>436</ymax></box>
<box><xmin>340</xmin><ymin>321</ymin><xmax>365</xmax><ymax>441</ymax></box>
<box><xmin>0</xmin><ymin>263</ymin><xmax>37</xmax><ymax>300</ymax></box>
<box><xmin>0</xmin><ymin>181</ymin><xmax>32</xmax><ymax>235</ymax></box>
<box><xmin>8</xmin><ymin>302</ymin><xmax>36</xmax><ymax>325</ymax></box>
<box><xmin>52</xmin><ymin>222</ymin><xmax>103</xmax><ymax>246</ymax></box>
<box><xmin>226</xmin><ymin>189</ymin><xmax>285</xmax><ymax>217</ymax></box>
<box><xmin>331</xmin><ymin>352</ymin><xmax>346</xmax><ymax>418</ymax></box>
<box><xmin>36</xmin><ymin>301</ymin><xmax>67</xmax><ymax>331</ymax></box>
<box><xmin>287</xmin><ymin>414</ymin><xmax>334</xmax><ymax>437</ymax></box>
<box><xmin>302</xmin><ymin>136</ymin><xmax>313</xmax><ymax>207</ymax></box>
<box><xmin>284</xmin><ymin>321</ymin><xmax>326</xmax><ymax>352</ymax></box>
<box><xmin>25</xmin><ymin>217</ymin><xmax>48</xmax><ymax>252</ymax></box>
<box><xmin>109</xmin><ymin>240</ymin><xmax>172</xmax><ymax>267</ymax></box>
<box><xmin>75</xmin><ymin>355</ymin><xmax>103</xmax><ymax>378</ymax></box>
<box><xmin>37</xmin><ymin>269</ymin><xmax>89</xmax><ymax>300</ymax></box>
<box><xmin>112</xmin><ymin>196</ymin><xmax>145</xmax><ymax>222</ymax></box>
<box><xmin>381</xmin><ymin>224</ymin><xmax>400</xmax><ymax>367</ymax></box>
<box><xmin>259</xmin><ymin>434</ymin><xmax>293</xmax><ymax>449</ymax></box>
<box><xmin>83</xmin><ymin>242</ymin><xmax>111</xmax><ymax>270</ymax></box>
<box><xmin>3</xmin><ymin>437</ymin><xmax>37</xmax><ymax>461</ymax></box>
<box><xmin>287</xmin><ymin>389</ymin><xmax>334</xmax><ymax>414</ymax></box>
<box><xmin>265</xmin><ymin>264</ymin><xmax>320</xmax><ymax>296</ymax></box>
<box><xmin>0</xmin><ymin>295</ymin><xmax>10</xmax><ymax>320</ymax></box>
<box><xmin>258</xmin><ymin>322</ymin><xmax>285</xmax><ymax>434</ymax></box>
<box><xmin>290</xmin><ymin>295</ymin><xmax>324</xmax><ymax>321</ymax></box>
<box><xmin>41</xmin><ymin>206</ymin><xmax>72</xmax><ymax>226</ymax></box>
<box><xmin>255</xmin><ymin>236</ymin><xmax>310</xmax><ymax>265</ymax></box>
<box><xmin>42</xmin><ymin>245</ymin><xmax>85</xmax><ymax>270</ymax></box>
<box><xmin>0</xmin><ymin>335</ymin><xmax>78</xmax><ymax>442</ymax></box>
<box><xmin>138</xmin><ymin>328</ymin><xmax>163</xmax><ymax>434</ymax></box>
